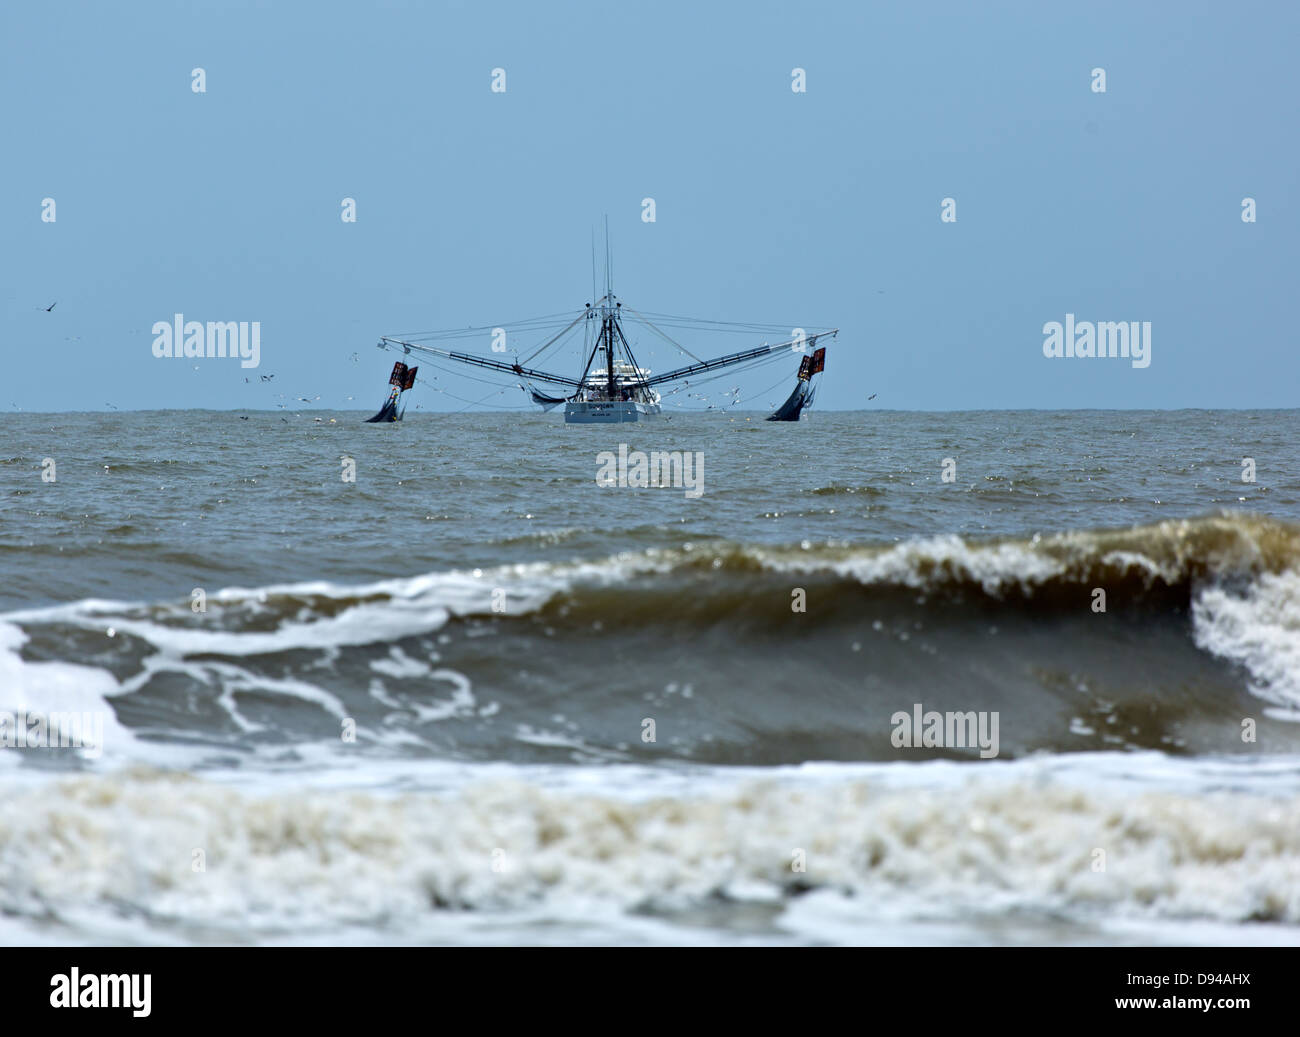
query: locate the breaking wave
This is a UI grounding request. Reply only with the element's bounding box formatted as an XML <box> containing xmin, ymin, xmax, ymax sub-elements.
<box><xmin>2</xmin><ymin>512</ymin><xmax>1299</xmax><ymax>768</ymax></box>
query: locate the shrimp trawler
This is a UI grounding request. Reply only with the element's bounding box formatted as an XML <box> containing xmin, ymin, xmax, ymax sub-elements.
<box><xmin>367</xmin><ymin>247</ymin><xmax>836</xmax><ymax>424</ymax></box>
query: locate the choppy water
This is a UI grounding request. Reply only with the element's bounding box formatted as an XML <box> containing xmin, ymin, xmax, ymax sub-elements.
<box><xmin>2</xmin><ymin>408</ymin><xmax>1299</xmax><ymax>944</ymax></box>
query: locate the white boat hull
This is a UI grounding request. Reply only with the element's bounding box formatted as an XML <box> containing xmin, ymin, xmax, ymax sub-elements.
<box><xmin>564</xmin><ymin>400</ymin><xmax>662</xmax><ymax>424</ymax></box>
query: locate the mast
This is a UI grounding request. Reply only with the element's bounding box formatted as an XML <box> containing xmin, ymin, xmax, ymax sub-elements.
<box><xmin>604</xmin><ymin>221</ymin><xmax>616</xmax><ymax>397</ymax></box>
<box><xmin>613</xmin><ymin>312</ymin><xmax>644</xmax><ymax>382</ymax></box>
<box><xmin>605</xmin><ymin>305</ymin><xmax>616</xmax><ymax>396</ymax></box>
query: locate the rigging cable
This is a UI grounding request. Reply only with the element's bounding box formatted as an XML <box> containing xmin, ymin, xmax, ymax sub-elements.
<box><xmin>620</xmin><ymin>305</ymin><xmax>705</xmax><ymax>364</ymax></box>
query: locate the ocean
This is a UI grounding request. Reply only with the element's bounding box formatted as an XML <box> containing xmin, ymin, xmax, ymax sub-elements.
<box><xmin>1</xmin><ymin>408</ymin><xmax>1298</xmax><ymax>945</ymax></box>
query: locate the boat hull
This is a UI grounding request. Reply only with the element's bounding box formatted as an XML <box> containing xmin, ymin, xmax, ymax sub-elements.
<box><xmin>564</xmin><ymin>400</ymin><xmax>662</xmax><ymax>424</ymax></box>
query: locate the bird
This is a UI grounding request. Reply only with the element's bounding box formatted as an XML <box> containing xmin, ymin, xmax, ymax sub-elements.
<box><xmin>260</xmin><ymin>374</ymin><xmax>274</xmax><ymax>382</ymax></box>
<box><xmin>105</xmin><ymin>403</ymin><xmax>118</xmax><ymax>410</ymax></box>
<box><xmin>42</xmin><ymin>301</ymin><xmax>57</xmax><ymax>312</ymax></box>
<box><xmin>867</xmin><ymin>393</ymin><xmax>877</xmax><ymax>401</ymax></box>
<box><xmin>297</xmin><ymin>394</ymin><xmax>320</xmax><ymax>402</ymax></box>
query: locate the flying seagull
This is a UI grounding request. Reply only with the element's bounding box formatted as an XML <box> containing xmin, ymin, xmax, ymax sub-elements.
<box><xmin>42</xmin><ymin>301</ymin><xmax>57</xmax><ymax>312</ymax></box>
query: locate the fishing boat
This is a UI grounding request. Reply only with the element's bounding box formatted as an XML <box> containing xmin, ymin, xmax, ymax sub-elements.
<box><xmin>366</xmin><ymin>247</ymin><xmax>836</xmax><ymax>424</ymax></box>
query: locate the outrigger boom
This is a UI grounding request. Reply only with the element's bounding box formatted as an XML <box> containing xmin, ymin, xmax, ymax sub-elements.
<box><xmin>376</xmin><ymin>331</ymin><xmax>837</xmax><ymax>392</ymax></box>
<box><xmin>634</xmin><ymin>332</ymin><xmax>835</xmax><ymax>389</ymax></box>
<box><xmin>378</xmin><ymin>339</ymin><xmax>587</xmax><ymax>388</ymax></box>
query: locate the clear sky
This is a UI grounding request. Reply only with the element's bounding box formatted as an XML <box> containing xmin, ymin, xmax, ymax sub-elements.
<box><xmin>2</xmin><ymin>0</ymin><xmax>1296</xmax><ymax>412</ymax></box>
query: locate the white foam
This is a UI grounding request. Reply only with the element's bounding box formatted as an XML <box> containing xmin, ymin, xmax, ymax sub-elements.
<box><xmin>408</xmin><ymin>669</ymin><xmax>477</xmax><ymax>722</ymax></box>
<box><xmin>88</xmin><ymin>601</ymin><xmax>450</xmax><ymax>658</ymax></box>
<box><xmin>1193</xmin><ymin>569</ymin><xmax>1300</xmax><ymax>711</ymax></box>
<box><xmin>0</xmin><ymin>555</ymin><xmax>659</xmax><ymax>660</ymax></box>
<box><xmin>829</xmin><ymin>535</ymin><xmax>1065</xmax><ymax>593</ymax></box>
<box><xmin>2</xmin><ymin>761</ymin><xmax>1298</xmax><ymax>944</ymax></box>
<box><xmin>369</xmin><ymin>647</ymin><xmax>432</xmax><ymax>679</ymax></box>
<box><xmin>0</xmin><ymin>622</ymin><xmax>135</xmax><ymax>760</ymax></box>
<box><xmin>735</xmin><ymin>512</ymin><xmax>1300</xmax><ymax>595</ymax></box>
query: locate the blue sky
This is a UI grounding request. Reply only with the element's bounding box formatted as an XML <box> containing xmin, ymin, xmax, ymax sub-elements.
<box><xmin>2</xmin><ymin>0</ymin><xmax>1296</xmax><ymax>412</ymax></box>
